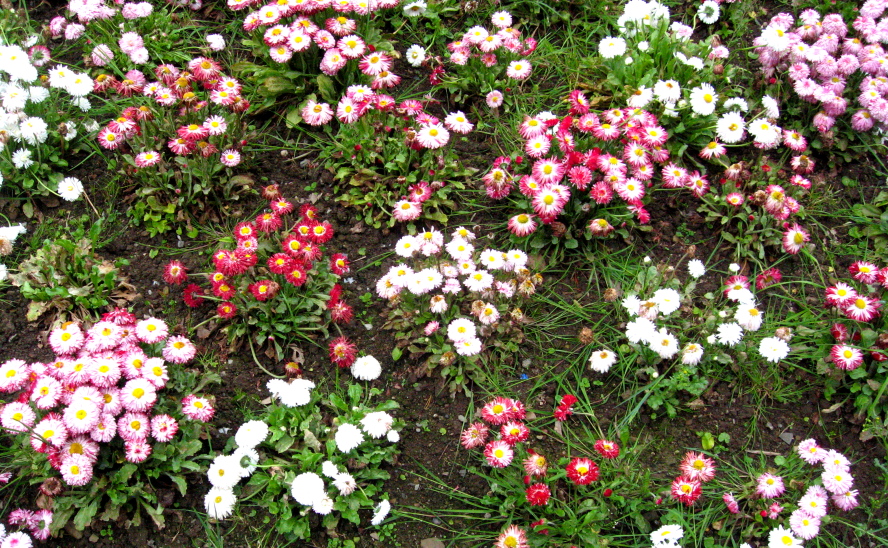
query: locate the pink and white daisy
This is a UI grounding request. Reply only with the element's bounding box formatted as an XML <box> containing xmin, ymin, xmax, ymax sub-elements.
<box><xmin>0</xmin><ymin>359</ymin><xmax>31</xmax><ymax>393</ymax></box>
<box><xmin>61</xmin><ymin>454</ymin><xmax>93</xmax><ymax>486</ymax></box>
<box><xmin>121</xmin><ymin>378</ymin><xmax>157</xmax><ymax>412</ymax></box>
<box><xmin>416</xmin><ymin>123</ymin><xmax>450</xmax><ymax>149</ymax></box>
<box><xmin>182</xmin><ymin>394</ymin><xmax>215</xmax><ymax>422</ymax></box>
<box><xmin>782</xmin><ymin>224</ymin><xmax>810</xmax><ymax>254</ymax></box>
<box><xmin>63</xmin><ymin>400</ymin><xmax>100</xmax><ymax>435</ymax></box>
<box><xmin>163</xmin><ymin>336</ymin><xmax>197</xmax><ymax>364</ymax></box>
<box><xmin>151</xmin><ymin>414</ymin><xmax>179</xmax><ymax>442</ymax></box>
<box><xmin>484</xmin><ymin>440</ymin><xmax>514</xmax><ymax>468</ymax></box>
<box><xmin>756</xmin><ymin>473</ymin><xmax>785</xmax><ymax>498</ymax></box>
<box><xmin>1</xmin><ymin>402</ymin><xmax>36</xmax><ymax>433</ymax></box>
<box><xmin>679</xmin><ymin>452</ymin><xmax>716</xmax><ymax>482</ymax></box>
<box><xmin>830</xmin><ymin>344</ymin><xmax>864</xmax><ymax>370</ymax></box>
<box><xmin>302</xmin><ymin>100</ymin><xmax>334</xmax><ymax>126</ymax></box>
<box><xmin>48</xmin><ymin>323</ymin><xmax>85</xmax><ymax>355</ymax></box>
<box><xmin>506</xmin><ymin>59</ymin><xmax>532</xmax><ymax>80</ymax></box>
<box><xmin>118</xmin><ymin>412</ymin><xmax>150</xmax><ymax>442</ymax></box>
<box><xmin>843</xmin><ymin>295</ymin><xmax>881</xmax><ymax>322</ymax></box>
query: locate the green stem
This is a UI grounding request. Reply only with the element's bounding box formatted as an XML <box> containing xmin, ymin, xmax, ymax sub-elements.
<box><xmin>248</xmin><ymin>336</ymin><xmax>285</xmax><ymax>379</ymax></box>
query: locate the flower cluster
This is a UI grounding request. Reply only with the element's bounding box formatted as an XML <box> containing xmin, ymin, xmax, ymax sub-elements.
<box><xmin>0</xmin><ymin>42</ymin><xmax>99</xmax><ymax>197</ymax></box>
<box><xmin>484</xmin><ymin>96</ymin><xmax>706</xmax><ymax>234</ymax></box>
<box><xmin>165</xmin><ymin>192</ymin><xmax>351</xmax><ymax>359</ymax></box>
<box><xmin>723</xmin><ymin>439</ymin><xmax>858</xmax><ymax>545</ymax></box>
<box><xmin>0</xmin><ymin>310</ymin><xmax>202</xmax><ymax>488</ymax></box>
<box><xmin>231</xmin><ymin>0</ymin><xmax>399</xmax><ymax>76</ymax></box>
<box><xmin>754</xmin><ymin>5</ymin><xmax>888</xmax><ymax>135</ymax></box>
<box><xmin>95</xmin><ymin>57</ymin><xmax>247</xmax><ymax>168</ymax></box>
<box><xmin>0</xmin><ymin>505</ymin><xmax>52</xmax><ymax>542</ymax></box>
<box><xmin>204</xmin><ymin>419</ymin><xmax>269</xmax><ymax>518</ymax></box>
<box><xmin>432</xmin><ymin>10</ymin><xmax>536</xmax><ymax>87</ymax></box>
<box><xmin>378</xmin><ymin>228</ymin><xmax>541</xmax><ymax>376</ymax></box>
<box><xmin>824</xmin><ymin>260</ymin><xmax>887</xmax><ymax>371</ymax></box>
<box><xmin>669</xmin><ymin>451</ymin><xmax>716</xmax><ymax>506</ymax></box>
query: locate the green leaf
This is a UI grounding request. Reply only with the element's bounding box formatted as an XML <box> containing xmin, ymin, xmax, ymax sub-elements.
<box><xmin>73</xmin><ymin>500</ymin><xmax>99</xmax><ymax>530</ymax></box>
<box><xmin>169</xmin><ymin>474</ymin><xmax>188</xmax><ymax>496</ymax></box>
<box><xmin>316</xmin><ymin>74</ymin><xmax>336</xmax><ymax>103</ymax></box>
<box><xmin>285</xmin><ymin>107</ymin><xmax>303</xmax><ymax>129</ymax></box>
<box><xmin>391</xmin><ymin>346</ymin><xmax>402</xmax><ymax>361</ymax></box>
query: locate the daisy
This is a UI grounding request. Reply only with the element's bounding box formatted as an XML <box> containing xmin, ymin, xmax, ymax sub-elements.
<box><xmin>789</xmin><ymin>509</ymin><xmax>820</xmax><ymax>540</ymax></box>
<box><xmin>182</xmin><ymin>394</ymin><xmax>215</xmax><ymax>422</ymax></box>
<box><xmin>680</xmin><ymin>452</ymin><xmax>716</xmax><ymax>482</ymax></box>
<box><xmin>716</xmin><ymin>322</ymin><xmax>744</xmax><ymax>346</ymax></box>
<box><xmin>61</xmin><ymin>454</ymin><xmax>93</xmax><ymax>486</ymax></box>
<box><xmin>204</xmin><ymin>487</ymin><xmax>236</xmax><ymax>520</ymax></box>
<box><xmin>484</xmin><ymin>440</ymin><xmax>514</xmax><ymax>468</ymax></box>
<box><xmin>565</xmin><ymin>457</ymin><xmax>599</xmax><ymax>485</ymax></box>
<box><xmin>508</xmin><ymin>213</ymin><xmax>537</xmax><ymax>236</ymax></box>
<box><xmin>651</xmin><ymin>524</ymin><xmax>684</xmax><ymax>545</ymax></box>
<box><xmin>768</xmin><ymin>526</ymin><xmax>802</xmax><ymax>548</ymax></box>
<box><xmin>444</xmin><ymin>111</ymin><xmax>473</xmax><ymax>134</ymax></box>
<box><xmin>416</xmin><ymin>123</ymin><xmax>449</xmax><ymax>149</ymax></box>
<box><xmin>830</xmin><ymin>344</ymin><xmax>864</xmax><ymax>370</ymax></box>
<box><xmin>843</xmin><ymin>295</ymin><xmax>881</xmax><ymax>322</ymax></box>
<box><xmin>486</xmin><ymin>90</ymin><xmax>504</xmax><ymax>108</ymax></box>
<box><xmin>523</xmin><ymin>452</ymin><xmax>548</xmax><ymax>476</ymax></box>
<box><xmin>599</xmin><ymin>36</ymin><xmax>627</xmax><ymax>59</ymax></box>
<box><xmin>690</xmin><ymin>83</ymin><xmax>718</xmax><ymax>115</ymax></box>
<box><xmin>506</xmin><ymin>60</ymin><xmax>532</xmax><ymax>80</ymax></box>
<box><xmin>480</xmin><ymin>397</ymin><xmax>514</xmax><ymax>425</ymax></box>
<box><xmin>716</xmin><ymin>112</ymin><xmax>746</xmax><ymax>143</ymax></box>
<box><xmin>335</xmin><ymin>423</ymin><xmax>364</xmax><ymax>453</ymax></box>
<box><xmin>163</xmin><ymin>335</ymin><xmax>197</xmax><ymax>364</ymax></box>
<box><xmin>756</xmin><ymin>473</ymin><xmax>785</xmax><ymax>498</ymax></box>
<box><xmin>460</xmin><ymin>422</ymin><xmax>489</xmax><ymax>449</ymax></box>
<box><xmin>135</xmin><ymin>317</ymin><xmax>169</xmax><ymax>343</ymax></box>
<box><xmin>151</xmin><ymin>414</ymin><xmax>179</xmax><ymax>443</ymax></box>
<box><xmin>1</xmin><ymin>401</ymin><xmax>36</xmax><ymax>432</ymax></box>
<box><xmin>671</xmin><ymin>476</ymin><xmax>702</xmax><ymax>506</ymax></box>
<box><xmin>589</xmin><ymin>349</ymin><xmax>617</xmax><ymax>373</ymax></box>
<box><xmin>496</xmin><ymin>525</ymin><xmax>529</xmax><ymax>548</ymax></box>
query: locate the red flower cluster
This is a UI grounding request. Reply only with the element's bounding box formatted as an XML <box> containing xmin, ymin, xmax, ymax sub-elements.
<box><xmin>525</xmin><ymin>483</ymin><xmax>550</xmax><ymax>506</ymax></box>
<box><xmin>553</xmin><ymin>394</ymin><xmax>578</xmax><ymax>421</ymax></box>
<box><xmin>327</xmin><ymin>284</ymin><xmax>354</xmax><ymax>325</ymax></box>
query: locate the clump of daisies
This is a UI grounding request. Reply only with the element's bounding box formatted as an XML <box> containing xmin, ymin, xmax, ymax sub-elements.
<box><xmin>713</xmin><ymin>439</ymin><xmax>859</xmax><ymax>545</ymax></box>
<box><xmin>376</xmin><ymin>227</ymin><xmax>543</xmax><ymax>392</ymax></box>
<box><xmin>463</xmin><ymin>395</ymin><xmax>629</xmax><ymax>547</ymax></box>
<box><xmin>162</xmin><ymin>190</ymin><xmax>352</xmax><ymax>363</ymax></box>
<box><xmin>596</xmin><ymin>259</ymin><xmax>793</xmax><ymax>417</ymax></box>
<box><xmin>419</xmin><ymin>10</ymin><xmax>536</xmax><ymax>98</ymax></box>
<box><xmin>204</xmin><ymin>377</ymin><xmax>400</xmax><ymax>539</ymax></box>
<box><xmin>818</xmin><ymin>260</ymin><xmax>887</xmax><ymax>431</ymax></box>
<box><xmin>0</xmin><ymin>504</ymin><xmax>53</xmax><ymax>542</ymax></box>
<box><xmin>91</xmin><ymin>56</ymin><xmax>250</xmax><ymax>233</ymax></box>
<box><xmin>0</xmin><ymin>41</ymin><xmax>100</xmax><ymax>199</ymax></box>
<box><xmin>753</xmin><ymin>4</ymin><xmax>888</xmax><ymax>140</ymax></box>
<box><xmin>301</xmin><ymin>88</ymin><xmax>473</xmax><ymax>228</ymax></box>
<box><xmin>230</xmin><ymin>0</ymin><xmax>399</xmax><ymax>81</ymax></box>
<box><xmin>0</xmin><ymin>310</ymin><xmax>211</xmax><ymax>496</ymax></box>
<box><xmin>482</xmin><ymin>92</ymin><xmax>711</xmax><ymax>241</ymax></box>
<box><xmin>52</xmin><ymin>1</ymin><xmax>204</xmax><ymax>70</ymax></box>
<box><xmin>669</xmin><ymin>451</ymin><xmax>716</xmax><ymax>507</ymax></box>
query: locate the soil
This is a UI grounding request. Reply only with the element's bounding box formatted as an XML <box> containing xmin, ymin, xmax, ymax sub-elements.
<box><xmin>1</xmin><ymin>2</ymin><xmax>887</xmax><ymax>548</ymax></box>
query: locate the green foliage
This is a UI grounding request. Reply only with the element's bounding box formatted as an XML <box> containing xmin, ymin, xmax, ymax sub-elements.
<box><xmin>849</xmin><ymin>190</ymin><xmax>888</xmax><ymax>258</ymax></box>
<box><xmin>8</xmin><ymin>217</ymin><xmax>131</xmax><ymax>321</ymax></box>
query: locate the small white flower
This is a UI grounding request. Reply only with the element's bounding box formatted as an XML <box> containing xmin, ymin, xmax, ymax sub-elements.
<box><xmin>371</xmin><ymin>499</ymin><xmax>391</xmax><ymax>526</ymax></box>
<box><xmin>351</xmin><ymin>355</ymin><xmax>382</xmax><ymax>381</ymax></box>
<box><xmin>759</xmin><ymin>336</ymin><xmax>790</xmax><ymax>362</ymax></box>
<box><xmin>405</xmin><ymin>44</ymin><xmax>426</xmax><ymax>67</ymax></box>
<box><xmin>335</xmin><ymin>423</ymin><xmax>365</xmax><ymax>453</ymax></box>
<box><xmin>729</xmin><ymin>263</ymin><xmax>741</xmax><ymax>273</ymax></box>
<box><xmin>688</xmin><ymin>259</ymin><xmax>706</xmax><ymax>278</ymax></box>
<box><xmin>207</xmin><ymin>34</ymin><xmax>226</xmax><ymax>51</ymax></box>
<box><xmin>57</xmin><ymin>177</ymin><xmax>84</xmax><ymax>201</ymax></box>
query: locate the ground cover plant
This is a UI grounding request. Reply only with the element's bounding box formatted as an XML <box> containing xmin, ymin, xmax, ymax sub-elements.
<box><xmin>0</xmin><ymin>0</ymin><xmax>888</xmax><ymax>547</ymax></box>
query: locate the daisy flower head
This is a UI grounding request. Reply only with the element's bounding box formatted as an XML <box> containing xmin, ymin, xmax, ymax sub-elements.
<box><xmin>0</xmin><ymin>359</ymin><xmax>31</xmax><ymax>393</ymax></box>
<box><xmin>335</xmin><ymin>422</ymin><xmax>364</xmax><ymax>453</ymax></box>
<box><xmin>589</xmin><ymin>348</ymin><xmax>617</xmax><ymax>373</ymax></box>
<box><xmin>698</xmin><ymin>0</ymin><xmax>720</xmax><ymax>24</ymax></box>
<box><xmin>301</xmin><ymin>100</ymin><xmax>334</xmax><ymax>126</ymax></box>
<box><xmin>756</xmin><ymin>472</ymin><xmax>785</xmax><ymax>498</ymax></box>
<box><xmin>291</xmin><ymin>472</ymin><xmax>326</xmax><ymax>507</ymax></box>
<box><xmin>395</xmin><ymin>235</ymin><xmax>419</xmax><ymax>257</ymax></box>
<box><xmin>496</xmin><ymin>525</ymin><xmax>528</xmax><ymax>548</ymax></box>
<box><xmin>48</xmin><ymin>323</ymin><xmax>85</xmax><ymax>355</ymax></box>
<box><xmin>151</xmin><ymin>414</ymin><xmax>179</xmax><ymax>443</ymax></box>
<box><xmin>235</xmin><ymin>420</ymin><xmax>269</xmax><ymax>449</ymax></box>
<box><xmin>830</xmin><ymin>344</ymin><xmax>864</xmax><ymax>371</ymax></box>
<box><xmin>405</xmin><ymin>44</ymin><xmax>426</xmax><ymax>67</ymax></box>
<box><xmin>653</xmin><ymin>79</ymin><xmax>681</xmax><ymax>104</ymax></box>
<box><xmin>716</xmin><ymin>322</ymin><xmax>744</xmax><ymax>346</ymax></box>
<box><xmin>651</xmin><ymin>524</ymin><xmax>684</xmax><ymax>546</ymax></box>
<box><xmin>416</xmin><ymin>123</ymin><xmax>449</xmax><ymax>149</ymax></box>
<box><xmin>182</xmin><ymin>394</ymin><xmax>215</xmax><ymax>422</ymax></box>
<box><xmin>403</xmin><ymin>0</ymin><xmax>427</xmax><ymax>17</ymax></box>
<box><xmin>460</xmin><ymin>422</ymin><xmax>489</xmax><ymax>449</ymax></box>
<box><xmin>716</xmin><ymin>112</ymin><xmax>746</xmax><ymax>143</ymax></box>
<box><xmin>163</xmin><ymin>335</ymin><xmax>196</xmax><ymax>364</ymax></box>
<box><xmin>500</xmin><ymin>421</ymin><xmax>530</xmax><ymax>445</ymax></box>
<box><xmin>508</xmin><ymin>213</ymin><xmax>537</xmax><ymax>236</ymax></box>
<box><xmin>523</xmin><ymin>451</ymin><xmax>548</xmax><ymax>476</ymax></box>
<box><xmin>506</xmin><ymin>59</ymin><xmax>532</xmax><ymax>80</ymax></box>
<box><xmin>843</xmin><ymin>295</ymin><xmax>881</xmax><ymax>322</ymax></box>
<box><xmin>486</xmin><ymin>90</ymin><xmax>504</xmax><ymax>108</ymax></box>
<box><xmin>566</xmin><ymin>457</ymin><xmax>600</xmax><ymax>485</ymax></box>
<box><xmin>782</xmin><ymin>223</ymin><xmax>809</xmax><ymax>254</ymax></box>
<box><xmin>481</xmin><ymin>396</ymin><xmax>517</xmax><ymax>425</ymax></box>
<box><xmin>205</xmin><ymin>486</ymin><xmax>236</xmax><ymax>520</ymax></box>
<box><xmin>1</xmin><ymin>401</ymin><xmax>36</xmax><ymax>432</ymax></box>
<box><xmin>690</xmin><ymin>84</ymin><xmax>718</xmax><ymax>116</ymax></box>
<box><xmin>680</xmin><ymin>452</ymin><xmax>716</xmax><ymax>482</ymax></box>
<box><xmin>484</xmin><ymin>440</ymin><xmax>514</xmax><ymax>468</ymax></box>
<box><xmin>61</xmin><ymin>453</ymin><xmax>93</xmax><ymax>486</ymax></box>
<box><xmin>768</xmin><ymin>525</ymin><xmax>802</xmax><ymax>548</ymax></box>
<box><xmin>832</xmin><ymin>489</ymin><xmax>859</xmax><ymax>511</ymax></box>
<box><xmin>444</xmin><ymin>111</ymin><xmax>474</xmax><ymax>134</ymax></box>
<box><xmin>525</xmin><ymin>483</ymin><xmax>551</xmax><ymax>506</ymax></box>
<box><xmin>351</xmin><ymin>355</ymin><xmax>382</xmax><ymax>381</ymax></box>
<box><xmin>671</xmin><ymin>476</ymin><xmax>702</xmax><ymax>506</ymax></box>
<box><xmin>599</xmin><ymin>37</ymin><xmax>627</xmax><ymax>59</ymax></box>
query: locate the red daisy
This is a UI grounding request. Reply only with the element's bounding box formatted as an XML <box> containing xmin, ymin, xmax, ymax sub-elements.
<box><xmin>255</xmin><ymin>211</ymin><xmax>283</xmax><ymax>233</ymax></box>
<box><xmin>671</xmin><ymin>476</ymin><xmax>702</xmax><ymax>506</ymax></box>
<box><xmin>217</xmin><ymin>302</ymin><xmax>237</xmax><ymax>319</ymax></box>
<box><xmin>679</xmin><ymin>451</ymin><xmax>716</xmax><ymax>482</ymax></box>
<box><xmin>525</xmin><ymin>483</ymin><xmax>551</xmax><ymax>505</ymax></box>
<box><xmin>284</xmin><ymin>264</ymin><xmax>308</xmax><ymax>287</ymax></box>
<box><xmin>329</xmin><ymin>336</ymin><xmax>357</xmax><ymax>368</ymax></box>
<box><xmin>268</xmin><ymin>253</ymin><xmax>294</xmax><ymax>275</ymax></box>
<box><xmin>330</xmin><ymin>253</ymin><xmax>350</xmax><ymax>275</ymax></box>
<box><xmin>233</xmin><ymin>221</ymin><xmax>256</xmax><ymax>240</ymax></box>
<box><xmin>249</xmin><ymin>280</ymin><xmax>278</xmax><ymax>301</ymax></box>
<box><xmin>500</xmin><ymin>421</ymin><xmax>530</xmax><ymax>445</ymax></box>
<box><xmin>163</xmin><ymin>260</ymin><xmax>188</xmax><ymax>285</ymax></box>
<box><xmin>182</xmin><ymin>284</ymin><xmax>205</xmax><ymax>308</ymax></box>
<box><xmin>594</xmin><ymin>439</ymin><xmax>620</xmax><ymax>459</ymax></box>
<box><xmin>565</xmin><ymin>457</ymin><xmax>599</xmax><ymax>485</ymax></box>
<box><xmin>329</xmin><ymin>301</ymin><xmax>353</xmax><ymax>324</ymax></box>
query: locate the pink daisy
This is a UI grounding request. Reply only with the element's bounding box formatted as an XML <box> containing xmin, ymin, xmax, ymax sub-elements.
<box><xmin>163</xmin><ymin>336</ymin><xmax>197</xmax><ymax>364</ymax></box>
<box><xmin>124</xmin><ymin>439</ymin><xmax>152</xmax><ymax>463</ymax></box>
<box><xmin>60</xmin><ymin>453</ymin><xmax>93</xmax><ymax>486</ymax></box>
<box><xmin>151</xmin><ymin>414</ymin><xmax>179</xmax><ymax>442</ymax></box>
<box><xmin>484</xmin><ymin>440</ymin><xmax>514</xmax><ymax>468</ymax></box>
<box><xmin>756</xmin><ymin>473</ymin><xmax>785</xmax><ymax>498</ymax></box>
<box><xmin>182</xmin><ymin>394</ymin><xmax>215</xmax><ymax>422</ymax></box>
<box><xmin>121</xmin><ymin>378</ymin><xmax>157</xmax><ymax>412</ymax></box>
<box><xmin>118</xmin><ymin>412</ymin><xmax>150</xmax><ymax>442</ymax></box>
